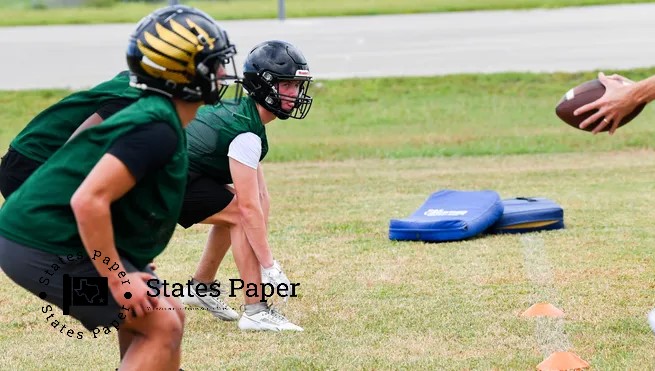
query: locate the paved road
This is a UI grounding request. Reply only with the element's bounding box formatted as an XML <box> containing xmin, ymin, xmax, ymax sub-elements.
<box><xmin>1</xmin><ymin>3</ymin><xmax>654</xmax><ymax>90</ymax></box>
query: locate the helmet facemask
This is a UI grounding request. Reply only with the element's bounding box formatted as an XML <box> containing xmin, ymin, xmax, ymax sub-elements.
<box><xmin>258</xmin><ymin>71</ymin><xmax>313</xmax><ymax>120</ymax></box>
<box><xmin>192</xmin><ymin>47</ymin><xmax>238</xmax><ymax>105</ymax></box>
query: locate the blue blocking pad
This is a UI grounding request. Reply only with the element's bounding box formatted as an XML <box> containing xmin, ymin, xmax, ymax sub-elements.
<box><xmin>389</xmin><ymin>190</ymin><xmax>504</xmax><ymax>242</ymax></box>
<box><xmin>488</xmin><ymin>197</ymin><xmax>564</xmax><ymax>234</ymax></box>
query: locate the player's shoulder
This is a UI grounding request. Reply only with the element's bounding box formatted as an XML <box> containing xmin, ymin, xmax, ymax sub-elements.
<box><xmin>211</xmin><ymin>98</ymin><xmax>257</xmax><ymax>122</ymax></box>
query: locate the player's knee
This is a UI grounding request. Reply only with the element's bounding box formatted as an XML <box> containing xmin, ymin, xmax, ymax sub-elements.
<box><xmin>224</xmin><ymin>204</ymin><xmax>242</xmax><ymax>226</ymax></box>
<box><xmin>168</xmin><ymin>297</ymin><xmax>185</xmax><ymax>324</ymax></box>
<box><xmin>176</xmin><ymin>306</ymin><xmax>185</xmax><ymax>324</ymax></box>
<box><xmin>203</xmin><ymin>206</ymin><xmax>240</xmax><ymax>227</ymax></box>
<box><xmin>148</xmin><ymin>310</ymin><xmax>184</xmax><ymax>350</ymax></box>
<box><xmin>163</xmin><ymin>315</ymin><xmax>184</xmax><ymax>350</ymax></box>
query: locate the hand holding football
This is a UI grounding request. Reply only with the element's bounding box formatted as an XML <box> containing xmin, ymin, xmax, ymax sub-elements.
<box><xmin>555</xmin><ymin>78</ymin><xmax>645</xmax><ymax>133</ymax></box>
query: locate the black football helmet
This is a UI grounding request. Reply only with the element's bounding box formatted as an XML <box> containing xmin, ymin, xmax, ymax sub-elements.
<box><xmin>126</xmin><ymin>5</ymin><xmax>237</xmax><ymax>105</ymax></box>
<box><xmin>242</xmin><ymin>40</ymin><xmax>313</xmax><ymax>120</ymax></box>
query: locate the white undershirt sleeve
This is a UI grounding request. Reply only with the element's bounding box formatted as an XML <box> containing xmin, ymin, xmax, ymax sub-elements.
<box><xmin>227</xmin><ymin>132</ymin><xmax>262</xmax><ymax>170</ymax></box>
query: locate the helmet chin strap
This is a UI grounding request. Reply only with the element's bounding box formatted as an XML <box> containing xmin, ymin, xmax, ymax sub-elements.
<box><xmin>129</xmin><ymin>81</ymin><xmax>174</xmax><ymax>99</ymax></box>
<box><xmin>130</xmin><ymin>80</ymin><xmax>208</xmax><ymax>103</ymax></box>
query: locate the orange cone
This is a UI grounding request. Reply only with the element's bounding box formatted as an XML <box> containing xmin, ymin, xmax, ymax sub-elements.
<box><xmin>521</xmin><ymin>302</ymin><xmax>564</xmax><ymax>318</ymax></box>
<box><xmin>537</xmin><ymin>351</ymin><xmax>589</xmax><ymax>370</ymax></box>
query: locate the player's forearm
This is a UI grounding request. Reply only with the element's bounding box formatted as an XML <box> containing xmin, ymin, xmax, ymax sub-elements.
<box><xmin>70</xmin><ymin>194</ymin><xmax>122</xmax><ymax>283</ymax></box>
<box><xmin>629</xmin><ymin>75</ymin><xmax>655</xmax><ymax>106</ymax></box>
<box><xmin>238</xmin><ymin>203</ymin><xmax>274</xmax><ymax>268</ymax></box>
<box><xmin>260</xmin><ymin>192</ymin><xmax>270</xmax><ymax>228</ymax></box>
<box><xmin>257</xmin><ymin>165</ymin><xmax>270</xmax><ymax>227</ymax></box>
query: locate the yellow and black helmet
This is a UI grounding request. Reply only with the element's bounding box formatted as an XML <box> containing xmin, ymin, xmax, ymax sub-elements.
<box><xmin>126</xmin><ymin>5</ymin><xmax>236</xmax><ymax>105</ymax></box>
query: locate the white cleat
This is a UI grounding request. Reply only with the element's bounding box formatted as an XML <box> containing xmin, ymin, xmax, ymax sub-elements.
<box><xmin>238</xmin><ymin>307</ymin><xmax>303</xmax><ymax>332</ymax></box>
<box><xmin>181</xmin><ymin>279</ymin><xmax>239</xmax><ymax>321</ymax></box>
<box><xmin>648</xmin><ymin>308</ymin><xmax>655</xmax><ymax>333</ymax></box>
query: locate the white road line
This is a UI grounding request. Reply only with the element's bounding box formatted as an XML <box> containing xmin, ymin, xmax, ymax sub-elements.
<box><xmin>521</xmin><ymin>235</ymin><xmax>572</xmax><ymax>356</ymax></box>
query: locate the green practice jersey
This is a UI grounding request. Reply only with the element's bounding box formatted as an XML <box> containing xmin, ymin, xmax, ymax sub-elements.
<box><xmin>186</xmin><ymin>96</ymin><xmax>268</xmax><ymax>184</ymax></box>
<box><xmin>0</xmin><ymin>94</ymin><xmax>186</xmax><ymax>269</ymax></box>
<box><xmin>11</xmin><ymin>71</ymin><xmax>141</xmax><ymax>163</ymax></box>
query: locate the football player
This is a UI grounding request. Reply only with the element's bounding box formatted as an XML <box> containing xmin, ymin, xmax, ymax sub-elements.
<box><xmin>0</xmin><ymin>5</ymin><xmax>236</xmax><ymax>369</ymax></box>
<box><xmin>178</xmin><ymin>40</ymin><xmax>313</xmax><ymax>331</ymax></box>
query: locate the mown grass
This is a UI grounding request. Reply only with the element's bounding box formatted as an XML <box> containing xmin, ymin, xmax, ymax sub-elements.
<box><xmin>1</xmin><ymin>70</ymin><xmax>655</xmax><ymax>369</ymax></box>
<box><xmin>2</xmin><ymin>68</ymin><xmax>655</xmax><ymax>161</ymax></box>
<box><xmin>1</xmin><ymin>152</ymin><xmax>655</xmax><ymax>369</ymax></box>
<box><xmin>0</xmin><ymin>0</ymin><xmax>653</xmax><ymax>26</ymax></box>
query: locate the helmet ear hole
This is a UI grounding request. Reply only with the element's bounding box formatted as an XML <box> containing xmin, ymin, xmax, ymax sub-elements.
<box><xmin>197</xmin><ymin>62</ymin><xmax>209</xmax><ymax>76</ymax></box>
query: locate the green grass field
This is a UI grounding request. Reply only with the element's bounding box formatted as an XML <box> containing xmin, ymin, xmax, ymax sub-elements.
<box><xmin>1</xmin><ymin>69</ymin><xmax>655</xmax><ymax>369</ymax></box>
<box><xmin>0</xmin><ymin>0</ymin><xmax>654</xmax><ymax>26</ymax></box>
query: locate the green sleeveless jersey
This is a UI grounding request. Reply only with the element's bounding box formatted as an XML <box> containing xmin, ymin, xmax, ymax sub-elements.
<box><xmin>186</xmin><ymin>96</ymin><xmax>268</xmax><ymax>184</ymax></box>
<box><xmin>11</xmin><ymin>71</ymin><xmax>141</xmax><ymax>163</ymax></box>
<box><xmin>0</xmin><ymin>94</ymin><xmax>187</xmax><ymax>269</ymax></box>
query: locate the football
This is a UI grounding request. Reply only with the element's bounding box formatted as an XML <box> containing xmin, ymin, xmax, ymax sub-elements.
<box><xmin>555</xmin><ymin>79</ymin><xmax>645</xmax><ymax>132</ymax></box>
